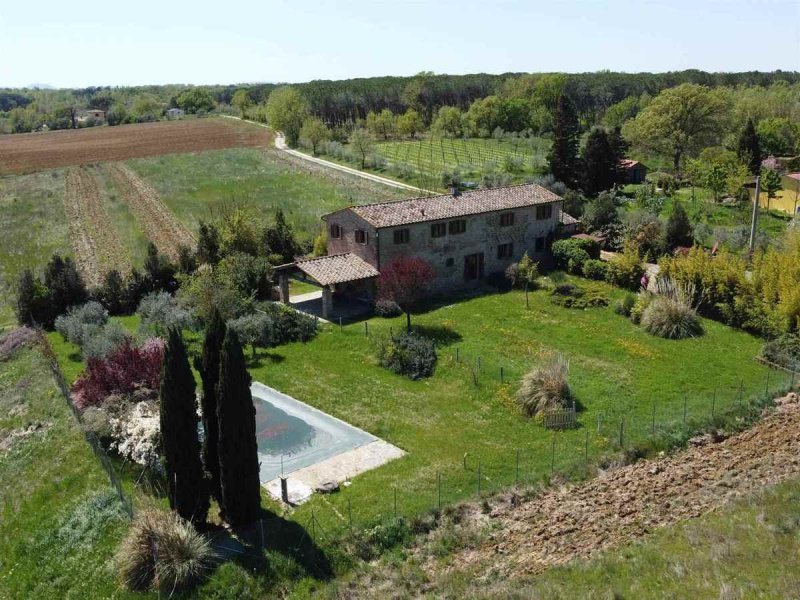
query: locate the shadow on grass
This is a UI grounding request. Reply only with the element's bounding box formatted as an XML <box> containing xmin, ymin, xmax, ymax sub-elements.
<box><xmin>209</xmin><ymin>508</ymin><xmax>334</xmax><ymax>581</ymax></box>
<box><xmin>411</xmin><ymin>324</ymin><xmax>463</xmax><ymax>346</ymax></box>
<box><xmin>246</xmin><ymin>350</ymin><xmax>286</xmax><ymax>369</ymax></box>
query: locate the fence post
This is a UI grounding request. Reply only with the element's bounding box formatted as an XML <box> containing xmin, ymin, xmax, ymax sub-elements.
<box><xmin>515</xmin><ymin>449</ymin><xmax>520</xmax><ymax>485</ymax></box>
<box><xmin>390</xmin><ymin>326</ymin><xmax>393</xmax><ymax>339</ymax></box>
<box><xmin>477</xmin><ymin>462</ymin><xmax>481</xmax><ymax>498</ymax></box>
<box><xmin>456</xmin><ymin>347</ymin><xmax>459</xmax><ymax>362</ymax></box>
<box><xmin>393</xmin><ymin>487</ymin><xmax>397</xmax><ymax>519</ymax></box>
<box><xmin>738</xmin><ymin>379</ymin><xmax>743</xmax><ymax>408</ymax></box>
<box><xmin>364</xmin><ymin>321</ymin><xmax>369</xmax><ymax>337</ymax></box>
<box><xmin>651</xmin><ymin>400</ymin><xmax>656</xmax><ymax>434</ymax></box>
<box><xmin>766</xmin><ymin>370</ymin><xmax>771</xmax><ymax>397</ymax></box>
<box><xmin>597</xmin><ymin>413</ymin><xmax>602</xmax><ymax>436</ymax></box>
<box><xmin>437</xmin><ymin>471</ymin><xmax>442</xmax><ymax>512</ymax></box>
<box><xmin>476</xmin><ymin>356</ymin><xmax>481</xmax><ymax>372</ymax></box>
<box><xmin>683</xmin><ymin>394</ymin><xmax>687</xmax><ymax>426</ymax></box>
<box><xmin>584</xmin><ymin>430</ymin><xmax>589</xmax><ymax>463</ymax></box>
<box><xmin>500</xmin><ymin>366</ymin><xmax>504</xmax><ymax>384</ymax></box>
<box><xmin>348</xmin><ymin>498</ymin><xmax>353</xmax><ymax>536</ymax></box>
<box><xmin>311</xmin><ymin>509</ymin><xmax>316</xmax><ymax>540</ymax></box>
<box><xmin>550</xmin><ymin>433</ymin><xmax>556</xmax><ymax>475</ymax></box>
<box><xmin>619</xmin><ymin>418</ymin><xmax>624</xmax><ymax>448</ymax></box>
<box><xmin>339</xmin><ymin>317</ymin><xmax>343</xmax><ymax>331</ymax></box>
<box><xmin>711</xmin><ymin>388</ymin><xmax>716</xmax><ymax>419</ymax></box>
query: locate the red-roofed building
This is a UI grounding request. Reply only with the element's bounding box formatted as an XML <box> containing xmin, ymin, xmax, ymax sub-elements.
<box><xmin>619</xmin><ymin>159</ymin><xmax>647</xmax><ymax>184</ymax></box>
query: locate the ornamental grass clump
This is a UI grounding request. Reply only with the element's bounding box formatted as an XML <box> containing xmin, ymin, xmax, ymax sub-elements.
<box><xmin>516</xmin><ymin>354</ymin><xmax>571</xmax><ymax>417</ymax></box>
<box><xmin>116</xmin><ymin>510</ymin><xmax>215</xmax><ymax>593</ymax></box>
<box><xmin>640</xmin><ymin>278</ymin><xmax>703</xmax><ymax>339</ymax></box>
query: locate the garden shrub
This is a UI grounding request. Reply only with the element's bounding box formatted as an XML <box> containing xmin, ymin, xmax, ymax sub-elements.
<box><xmin>137</xmin><ymin>292</ymin><xmax>195</xmax><ymax>334</ymax></box>
<box><xmin>582</xmin><ymin>259</ymin><xmax>609</xmax><ymax>281</ymax></box>
<box><xmin>72</xmin><ymin>338</ymin><xmax>164</xmax><ymax>410</ymax></box>
<box><xmin>257</xmin><ymin>302</ymin><xmax>319</xmax><ymax>344</ymax></box>
<box><xmin>641</xmin><ymin>295</ymin><xmax>704</xmax><ymax>339</ymax></box>
<box><xmin>551</xmin><ymin>239</ymin><xmax>591</xmax><ymax>274</ymax></box>
<box><xmin>374</xmin><ymin>298</ymin><xmax>402</xmax><ymax>317</ymax></box>
<box><xmin>516</xmin><ymin>354</ymin><xmax>571</xmax><ymax>417</ymax></box>
<box><xmin>55</xmin><ymin>301</ymin><xmax>108</xmax><ymax>344</ymax></box>
<box><xmin>550</xmin><ymin>283</ymin><xmax>609</xmax><ymax>309</ymax></box>
<box><xmin>762</xmin><ymin>333</ymin><xmax>800</xmax><ymax>371</ymax></box>
<box><xmin>605</xmin><ymin>244</ymin><xmax>645</xmax><ymax>290</ymax></box>
<box><xmin>378</xmin><ymin>333</ymin><xmax>437</xmax><ymax>380</ymax></box>
<box><xmin>116</xmin><ymin>510</ymin><xmax>215</xmax><ymax>593</ymax></box>
<box><xmin>613</xmin><ymin>293</ymin><xmax>636</xmax><ymax>317</ymax></box>
<box><xmin>629</xmin><ymin>291</ymin><xmax>652</xmax><ymax>324</ymax></box>
<box><xmin>81</xmin><ymin>322</ymin><xmax>128</xmax><ymax>359</ymax></box>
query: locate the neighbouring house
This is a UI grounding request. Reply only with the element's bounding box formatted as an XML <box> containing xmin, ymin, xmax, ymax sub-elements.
<box><xmin>619</xmin><ymin>159</ymin><xmax>647</xmax><ymax>184</ymax></box>
<box><xmin>751</xmin><ymin>171</ymin><xmax>800</xmax><ymax>215</ymax></box>
<box><xmin>276</xmin><ymin>183</ymin><xmax>569</xmax><ymax>318</ymax></box>
<box><xmin>77</xmin><ymin>109</ymin><xmax>105</xmax><ymax>124</ymax></box>
<box><xmin>165</xmin><ymin>108</ymin><xmax>185</xmax><ymax>119</ymax></box>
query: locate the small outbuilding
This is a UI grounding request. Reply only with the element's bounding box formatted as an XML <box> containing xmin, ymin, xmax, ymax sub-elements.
<box><xmin>619</xmin><ymin>159</ymin><xmax>647</xmax><ymax>184</ymax></box>
<box><xmin>165</xmin><ymin>108</ymin><xmax>185</xmax><ymax>119</ymax></box>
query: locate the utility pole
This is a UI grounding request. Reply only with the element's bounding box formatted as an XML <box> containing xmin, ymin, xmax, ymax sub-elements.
<box><xmin>749</xmin><ymin>176</ymin><xmax>761</xmax><ymax>256</ymax></box>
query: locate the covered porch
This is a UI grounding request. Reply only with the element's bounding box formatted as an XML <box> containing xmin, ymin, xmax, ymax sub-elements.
<box><xmin>275</xmin><ymin>253</ymin><xmax>379</xmax><ymax>321</ymax></box>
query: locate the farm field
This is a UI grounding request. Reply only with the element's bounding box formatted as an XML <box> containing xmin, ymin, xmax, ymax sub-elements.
<box><xmin>127</xmin><ymin>146</ymin><xmax>406</xmax><ymax>236</ymax></box>
<box><xmin>50</xmin><ymin>278</ymin><xmax>788</xmax><ymax>543</ymax></box>
<box><xmin>0</xmin><ymin>117</ymin><xmax>272</xmax><ymax>176</ymax></box>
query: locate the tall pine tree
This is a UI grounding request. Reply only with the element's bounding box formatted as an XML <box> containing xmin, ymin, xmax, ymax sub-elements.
<box><xmin>217</xmin><ymin>328</ymin><xmax>261</xmax><ymax>526</ymax></box>
<box><xmin>581</xmin><ymin>128</ymin><xmax>620</xmax><ymax>196</ymax></box>
<box><xmin>160</xmin><ymin>328</ymin><xmax>209</xmax><ymax>525</ymax></box>
<box><xmin>737</xmin><ymin>118</ymin><xmax>762</xmax><ymax>175</ymax></box>
<box><xmin>196</xmin><ymin>308</ymin><xmax>226</xmax><ymax>502</ymax></box>
<box><xmin>548</xmin><ymin>94</ymin><xmax>581</xmax><ymax>189</ymax></box>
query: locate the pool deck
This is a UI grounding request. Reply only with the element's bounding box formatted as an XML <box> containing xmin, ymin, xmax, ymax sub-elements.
<box><xmin>263</xmin><ymin>439</ymin><xmax>405</xmax><ymax>505</ymax></box>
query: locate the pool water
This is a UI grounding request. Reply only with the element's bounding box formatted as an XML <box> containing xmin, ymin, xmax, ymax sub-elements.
<box><xmin>251</xmin><ymin>382</ymin><xmax>375</xmax><ymax>482</ymax></box>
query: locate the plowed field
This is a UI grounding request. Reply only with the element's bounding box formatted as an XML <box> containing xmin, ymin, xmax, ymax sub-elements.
<box><xmin>0</xmin><ymin>118</ymin><xmax>273</xmax><ymax>175</ymax></box>
<box><xmin>63</xmin><ymin>167</ymin><xmax>131</xmax><ymax>286</ymax></box>
<box><xmin>106</xmin><ymin>163</ymin><xmax>195</xmax><ymax>260</ymax></box>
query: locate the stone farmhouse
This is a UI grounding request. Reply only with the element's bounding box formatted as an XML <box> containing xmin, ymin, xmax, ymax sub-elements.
<box><xmin>277</xmin><ymin>183</ymin><xmax>571</xmax><ymax>318</ymax></box>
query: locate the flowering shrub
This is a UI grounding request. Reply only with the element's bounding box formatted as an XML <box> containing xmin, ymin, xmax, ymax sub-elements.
<box><xmin>110</xmin><ymin>400</ymin><xmax>162</xmax><ymax>473</ymax></box>
<box><xmin>0</xmin><ymin>326</ymin><xmax>38</xmax><ymax>361</ymax></box>
<box><xmin>72</xmin><ymin>338</ymin><xmax>164</xmax><ymax>410</ymax></box>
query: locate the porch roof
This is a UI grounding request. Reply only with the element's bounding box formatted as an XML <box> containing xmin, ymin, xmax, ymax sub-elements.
<box><xmin>294</xmin><ymin>253</ymin><xmax>380</xmax><ymax>286</ymax></box>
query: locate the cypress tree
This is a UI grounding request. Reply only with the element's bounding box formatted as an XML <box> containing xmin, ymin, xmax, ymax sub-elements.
<box><xmin>547</xmin><ymin>94</ymin><xmax>581</xmax><ymax>189</ymax></box>
<box><xmin>737</xmin><ymin>118</ymin><xmax>762</xmax><ymax>175</ymax></box>
<box><xmin>15</xmin><ymin>269</ymin><xmax>44</xmax><ymax>327</ymax></box>
<box><xmin>159</xmin><ymin>328</ymin><xmax>209</xmax><ymax>525</ymax></box>
<box><xmin>217</xmin><ymin>328</ymin><xmax>261</xmax><ymax>526</ymax></box>
<box><xmin>581</xmin><ymin>128</ymin><xmax>619</xmax><ymax>196</ymax></box>
<box><xmin>197</xmin><ymin>308</ymin><xmax>226</xmax><ymax>502</ymax></box>
<box><xmin>665</xmin><ymin>202</ymin><xmax>694</xmax><ymax>250</ymax></box>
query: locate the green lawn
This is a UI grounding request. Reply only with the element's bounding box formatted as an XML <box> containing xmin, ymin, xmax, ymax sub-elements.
<box><xmin>126</xmin><ymin>147</ymin><xmax>406</xmax><ymax>242</ymax></box>
<box><xmin>50</xmin><ymin>279</ymin><xmax>785</xmax><ymax>536</ymax></box>
<box><xmin>0</xmin><ymin>343</ymin><xmax>134</xmax><ymax>599</ymax></box>
<box><xmin>40</xmin><ymin>278</ymin><xmax>791</xmax><ymax>596</ymax></box>
<box><xmin>0</xmin><ymin>170</ymin><xmax>73</xmax><ymax>327</ymax></box>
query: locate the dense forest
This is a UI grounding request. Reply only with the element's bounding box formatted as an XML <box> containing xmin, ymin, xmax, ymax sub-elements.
<box><xmin>2</xmin><ymin>70</ymin><xmax>799</xmax><ymax>134</ymax></box>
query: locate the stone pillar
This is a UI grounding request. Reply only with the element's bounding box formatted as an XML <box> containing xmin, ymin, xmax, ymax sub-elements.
<box><xmin>321</xmin><ymin>286</ymin><xmax>333</xmax><ymax>319</ymax></box>
<box><xmin>278</xmin><ymin>273</ymin><xmax>290</xmax><ymax>303</ymax></box>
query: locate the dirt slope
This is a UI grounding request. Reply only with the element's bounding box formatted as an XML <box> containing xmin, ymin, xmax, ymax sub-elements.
<box><xmin>63</xmin><ymin>167</ymin><xmax>131</xmax><ymax>286</ymax></box>
<box><xmin>437</xmin><ymin>392</ymin><xmax>800</xmax><ymax>578</ymax></box>
<box><xmin>106</xmin><ymin>163</ymin><xmax>195</xmax><ymax>260</ymax></box>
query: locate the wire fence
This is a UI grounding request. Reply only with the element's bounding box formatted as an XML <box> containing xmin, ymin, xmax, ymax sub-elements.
<box><xmin>38</xmin><ymin>331</ymin><xmax>134</xmax><ymax>519</ymax></box>
<box><xmin>290</xmin><ymin>320</ymin><xmax>798</xmax><ymax>547</ymax></box>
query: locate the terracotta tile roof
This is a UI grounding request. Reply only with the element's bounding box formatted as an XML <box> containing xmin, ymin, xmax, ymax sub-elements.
<box><xmin>295</xmin><ymin>253</ymin><xmax>379</xmax><ymax>286</ymax></box>
<box><xmin>619</xmin><ymin>159</ymin><xmax>641</xmax><ymax>168</ymax></box>
<box><xmin>787</xmin><ymin>172</ymin><xmax>800</xmax><ymax>182</ymax></box>
<box><xmin>560</xmin><ymin>210</ymin><xmax>579</xmax><ymax>226</ymax></box>
<box><xmin>343</xmin><ymin>183</ymin><xmax>562</xmax><ymax>228</ymax></box>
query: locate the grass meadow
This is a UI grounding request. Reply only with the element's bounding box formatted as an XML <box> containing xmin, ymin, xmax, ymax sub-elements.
<box><xmin>0</xmin><ymin>344</ymin><xmax>134</xmax><ymax>599</ymax></box>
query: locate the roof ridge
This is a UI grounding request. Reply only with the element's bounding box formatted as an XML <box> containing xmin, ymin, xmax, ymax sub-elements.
<box><xmin>347</xmin><ymin>181</ymin><xmax>550</xmax><ymax>211</ymax></box>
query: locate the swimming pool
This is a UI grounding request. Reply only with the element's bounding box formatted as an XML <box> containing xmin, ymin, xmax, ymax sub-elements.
<box><xmin>251</xmin><ymin>382</ymin><xmax>376</xmax><ymax>483</ymax></box>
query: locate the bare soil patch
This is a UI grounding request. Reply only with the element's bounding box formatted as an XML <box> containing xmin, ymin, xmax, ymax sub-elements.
<box><xmin>0</xmin><ymin>118</ymin><xmax>273</xmax><ymax>175</ymax></box>
<box><xmin>106</xmin><ymin>163</ymin><xmax>195</xmax><ymax>260</ymax></box>
<box><xmin>64</xmin><ymin>167</ymin><xmax>131</xmax><ymax>286</ymax></box>
<box><xmin>431</xmin><ymin>392</ymin><xmax>800</xmax><ymax>579</ymax></box>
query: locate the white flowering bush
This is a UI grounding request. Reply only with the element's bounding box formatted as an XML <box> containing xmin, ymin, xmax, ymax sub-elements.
<box><xmin>110</xmin><ymin>400</ymin><xmax>162</xmax><ymax>475</ymax></box>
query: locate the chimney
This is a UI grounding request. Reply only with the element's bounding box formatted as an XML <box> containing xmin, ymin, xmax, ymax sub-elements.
<box><xmin>448</xmin><ymin>184</ymin><xmax>460</xmax><ymax>197</ymax></box>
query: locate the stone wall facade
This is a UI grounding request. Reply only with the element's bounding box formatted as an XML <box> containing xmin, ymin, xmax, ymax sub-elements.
<box><xmin>325</xmin><ymin>200</ymin><xmax>561</xmax><ymax>293</ymax></box>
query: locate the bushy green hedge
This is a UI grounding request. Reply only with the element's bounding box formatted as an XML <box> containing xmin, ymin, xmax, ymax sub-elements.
<box><xmin>378</xmin><ymin>333</ymin><xmax>437</xmax><ymax>380</ymax></box>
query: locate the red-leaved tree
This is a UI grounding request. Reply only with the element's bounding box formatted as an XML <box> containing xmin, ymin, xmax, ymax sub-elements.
<box><xmin>72</xmin><ymin>337</ymin><xmax>165</xmax><ymax>410</ymax></box>
<box><xmin>378</xmin><ymin>256</ymin><xmax>436</xmax><ymax>333</ymax></box>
